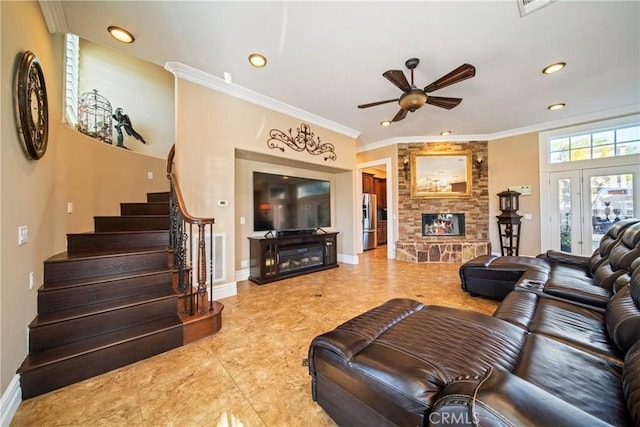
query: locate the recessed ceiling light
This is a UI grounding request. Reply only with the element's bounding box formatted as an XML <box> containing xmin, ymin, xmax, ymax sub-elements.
<box><xmin>548</xmin><ymin>103</ymin><xmax>566</xmax><ymax>110</ymax></box>
<box><xmin>440</xmin><ymin>130</ymin><xmax>451</xmax><ymax>136</ymax></box>
<box><xmin>248</xmin><ymin>53</ymin><xmax>267</xmax><ymax>67</ymax></box>
<box><xmin>380</xmin><ymin>120</ymin><xmax>391</xmax><ymax>127</ymax></box>
<box><xmin>542</xmin><ymin>62</ymin><xmax>566</xmax><ymax>74</ymax></box>
<box><xmin>108</xmin><ymin>26</ymin><xmax>135</xmax><ymax>43</ymax></box>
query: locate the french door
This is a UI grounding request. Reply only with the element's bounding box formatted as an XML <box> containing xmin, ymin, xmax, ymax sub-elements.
<box><xmin>550</xmin><ymin>166</ymin><xmax>638</xmax><ymax>255</ymax></box>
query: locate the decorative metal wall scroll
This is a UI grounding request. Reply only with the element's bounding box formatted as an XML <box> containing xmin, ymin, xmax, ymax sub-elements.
<box><xmin>267</xmin><ymin>123</ymin><xmax>336</xmax><ymax>161</ymax></box>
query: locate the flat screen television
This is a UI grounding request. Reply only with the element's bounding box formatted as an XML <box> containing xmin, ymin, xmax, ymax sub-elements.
<box><xmin>253</xmin><ymin>171</ymin><xmax>331</xmax><ymax>232</ymax></box>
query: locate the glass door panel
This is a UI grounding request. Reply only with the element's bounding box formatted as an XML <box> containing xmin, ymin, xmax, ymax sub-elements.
<box><xmin>550</xmin><ymin>171</ymin><xmax>582</xmax><ymax>253</ymax></box>
<box><xmin>585</xmin><ymin>168</ymin><xmax>636</xmax><ymax>252</ymax></box>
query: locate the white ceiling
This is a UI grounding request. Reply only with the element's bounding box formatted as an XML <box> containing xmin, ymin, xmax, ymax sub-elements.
<box><xmin>48</xmin><ymin>1</ymin><xmax>640</xmax><ymax>149</ymax></box>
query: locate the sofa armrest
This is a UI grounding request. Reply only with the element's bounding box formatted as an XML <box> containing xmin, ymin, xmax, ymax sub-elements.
<box><xmin>539</xmin><ymin>249</ymin><xmax>590</xmax><ymax>268</ymax></box>
<box><xmin>428</xmin><ymin>367</ymin><xmax>611</xmax><ymax>427</ymax></box>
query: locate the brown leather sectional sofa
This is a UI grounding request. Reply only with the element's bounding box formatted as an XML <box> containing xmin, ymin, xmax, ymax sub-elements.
<box><xmin>308</xmin><ymin>219</ymin><xmax>640</xmax><ymax>426</ymax></box>
<box><xmin>459</xmin><ymin>218</ymin><xmax>640</xmax><ymax>303</ymax></box>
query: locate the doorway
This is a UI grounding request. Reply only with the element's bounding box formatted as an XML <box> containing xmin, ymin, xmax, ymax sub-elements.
<box><xmin>549</xmin><ymin>166</ymin><xmax>637</xmax><ymax>255</ymax></box>
<box><xmin>357</xmin><ymin>158</ymin><xmax>395</xmax><ymax>259</ymax></box>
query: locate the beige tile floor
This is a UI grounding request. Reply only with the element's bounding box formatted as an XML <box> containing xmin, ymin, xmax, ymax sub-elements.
<box><xmin>11</xmin><ymin>247</ymin><xmax>498</xmax><ymax>426</ymax></box>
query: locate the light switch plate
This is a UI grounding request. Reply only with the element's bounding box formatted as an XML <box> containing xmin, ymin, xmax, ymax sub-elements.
<box><xmin>508</xmin><ymin>185</ymin><xmax>532</xmax><ymax>195</ymax></box>
<box><xmin>18</xmin><ymin>226</ymin><xmax>28</xmax><ymax>245</ymax></box>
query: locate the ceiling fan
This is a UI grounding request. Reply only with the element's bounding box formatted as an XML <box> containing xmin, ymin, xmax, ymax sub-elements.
<box><xmin>357</xmin><ymin>58</ymin><xmax>476</xmax><ymax>122</ymax></box>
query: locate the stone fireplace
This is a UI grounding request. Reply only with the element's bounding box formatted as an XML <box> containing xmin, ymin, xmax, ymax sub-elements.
<box><xmin>396</xmin><ymin>141</ymin><xmax>490</xmax><ymax>263</ymax></box>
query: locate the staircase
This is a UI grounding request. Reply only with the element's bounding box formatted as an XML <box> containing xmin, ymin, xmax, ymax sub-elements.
<box><xmin>17</xmin><ymin>191</ymin><xmax>223</xmax><ymax>399</ymax></box>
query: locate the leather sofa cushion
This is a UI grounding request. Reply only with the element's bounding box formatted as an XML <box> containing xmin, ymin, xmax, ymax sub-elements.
<box><xmin>488</xmin><ymin>255</ymin><xmax>551</xmax><ymax>274</ymax></box>
<box><xmin>623</xmin><ymin>341</ymin><xmax>640</xmax><ymax>426</ymax></box>
<box><xmin>530</xmin><ymin>298</ymin><xmax>620</xmax><ymax>362</ymax></box>
<box><xmin>606</xmin><ymin>270</ymin><xmax>640</xmax><ymax>355</ymax></box>
<box><xmin>621</xmin><ymin>222</ymin><xmax>640</xmax><ymax>248</ymax></box>
<box><xmin>309</xmin><ymin>299</ymin><xmax>527</xmax><ymax>424</ymax></box>
<box><xmin>496</xmin><ymin>291</ymin><xmax>621</xmax><ymax>362</ymax></box>
<box><xmin>493</xmin><ymin>290</ymin><xmax>537</xmax><ymax>329</ymax></box>
<box><xmin>544</xmin><ymin>274</ymin><xmax>612</xmax><ymax>307</ymax></box>
<box><xmin>515</xmin><ymin>334</ymin><xmax>630</xmax><ymax>426</ymax></box>
<box><xmin>431</xmin><ymin>367</ymin><xmax>613</xmax><ymax>427</ymax></box>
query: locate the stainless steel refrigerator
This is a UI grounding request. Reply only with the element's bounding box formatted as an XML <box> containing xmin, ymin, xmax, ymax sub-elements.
<box><xmin>362</xmin><ymin>193</ymin><xmax>377</xmax><ymax>250</ymax></box>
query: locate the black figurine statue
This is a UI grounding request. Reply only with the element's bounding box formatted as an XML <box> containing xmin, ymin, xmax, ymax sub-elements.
<box><xmin>112</xmin><ymin>107</ymin><xmax>146</xmax><ymax>148</ymax></box>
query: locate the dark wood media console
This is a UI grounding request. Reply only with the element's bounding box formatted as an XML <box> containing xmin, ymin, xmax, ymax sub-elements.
<box><xmin>248</xmin><ymin>232</ymin><xmax>339</xmax><ymax>284</ymax></box>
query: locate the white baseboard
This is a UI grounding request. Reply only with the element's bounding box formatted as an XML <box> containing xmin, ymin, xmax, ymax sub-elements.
<box><xmin>0</xmin><ymin>375</ymin><xmax>21</xmax><ymax>427</ymax></box>
<box><xmin>235</xmin><ymin>268</ymin><xmax>250</xmax><ymax>282</ymax></box>
<box><xmin>338</xmin><ymin>253</ymin><xmax>359</xmax><ymax>265</ymax></box>
<box><xmin>210</xmin><ymin>281</ymin><xmax>237</xmax><ymax>300</ymax></box>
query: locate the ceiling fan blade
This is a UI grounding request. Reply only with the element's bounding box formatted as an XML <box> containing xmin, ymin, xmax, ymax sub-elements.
<box><xmin>423</xmin><ymin>63</ymin><xmax>476</xmax><ymax>93</ymax></box>
<box><xmin>357</xmin><ymin>98</ymin><xmax>399</xmax><ymax>109</ymax></box>
<box><xmin>392</xmin><ymin>109</ymin><xmax>408</xmax><ymax>122</ymax></box>
<box><xmin>426</xmin><ymin>96</ymin><xmax>463</xmax><ymax>110</ymax></box>
<box><xmin>383</xmin><ymin>70</ymin><xmax>412</xmax><ymax>92</ymax></box>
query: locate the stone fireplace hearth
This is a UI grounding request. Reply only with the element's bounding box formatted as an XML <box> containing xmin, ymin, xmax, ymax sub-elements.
<box><xmin>396</xmin><ymin>240</ymin><xmax>490</xmax><ymax>263</ymax></box>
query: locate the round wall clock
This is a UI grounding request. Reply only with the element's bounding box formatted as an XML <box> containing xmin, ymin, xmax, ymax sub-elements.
<box><xmin>14</xmin><ymin>51</ymin><xmax>48</xmax><ymax>160</ymax></box>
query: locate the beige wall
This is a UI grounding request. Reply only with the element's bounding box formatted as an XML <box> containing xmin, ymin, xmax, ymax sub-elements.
<box><xmin>1</xmin><ymin>1</ymin><xmax>169</xmax><ymax>396</ymax></box>
<box><xmin>173</xmin><ymin>78</ymin><xmax>357</xmax><ymax>285</ymax></box>
<box><xmin>1</xmin><ymin>0</ymin><xmax>62</xmax><ymax>395</ymax></box>
<box><xmin>488</xmin><ymin>132</ymin><xmax>541</xmax><ymax>255</ymax></box>
<box><xmin>79</xmin><ymin>39</ymin><xmax>175</xmax><ymax>159</ymax></box>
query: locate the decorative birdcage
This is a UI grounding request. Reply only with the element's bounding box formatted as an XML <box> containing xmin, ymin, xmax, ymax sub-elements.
<box><xmin>77</xmin><ymin>89</ymin><xmax>113</xmax><ymax>144</ymax></box>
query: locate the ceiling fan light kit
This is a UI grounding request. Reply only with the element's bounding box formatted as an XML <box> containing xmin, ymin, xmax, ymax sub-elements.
<box><xmin>357</xmin><ymin>57</ymin><xmax>476</xmax><ymax>123</ymax></box>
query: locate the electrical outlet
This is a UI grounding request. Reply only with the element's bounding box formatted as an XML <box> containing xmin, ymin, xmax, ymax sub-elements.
<box><xmin>240</xmin><ymin>216</ymin><xmax>246</xmax><ymax>225</ymax></box>
<box><xmin>67</xmin><ymin>202</ymin><xmax>74</xmax><ymax>214</ymax></box>
<box><xmin>241</xmin><ymin>260</ymin><xmax>248</xmax><ymax>268</ymax></box>
<box><xmin>29</xmin><ymin>272</ymin><xmax>35</xmax><ymax>290</ymax></box>
<box><xmin>147</xmin><ymin>171</ymin><xmax>154</xmax><ymax>180</ymax></box>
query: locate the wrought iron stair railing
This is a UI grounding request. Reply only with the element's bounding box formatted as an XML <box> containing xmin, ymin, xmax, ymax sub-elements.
<box><xmin>166</xmin><ymin>145</ymin><xmax>215</xmax><ymax>315</ymax></box>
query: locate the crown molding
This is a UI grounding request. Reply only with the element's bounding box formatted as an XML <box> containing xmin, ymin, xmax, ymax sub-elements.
<box><xmin>38</xmin><ymin>1</ymin><xmax>68</xmax><ymax>33</ymax></box>
<box><xmin>356</xmin><ymin>104</ymin><xmax>640</xmax><ymax>152</ymax></box>
<box><xmin>165</xmin><ymin>62</ymin><xmax>361</xmax><ymax>139</ymax></box>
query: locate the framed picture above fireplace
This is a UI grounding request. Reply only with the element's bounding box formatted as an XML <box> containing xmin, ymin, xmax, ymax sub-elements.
<box><xmin>410</xmin><ymin>151</ymin><xmax>472</xmax><ymax>198</ymax></box>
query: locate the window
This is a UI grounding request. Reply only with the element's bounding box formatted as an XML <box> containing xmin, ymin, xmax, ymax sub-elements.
<box><xmin>549</xmin><ymin>124</ymin><xmax>640</xmax><ymax>164</ymax></box>
<box><xmin>64</xmin><ymin>33</ymin><xmax>80</xmax><ymax>126</ymax></box>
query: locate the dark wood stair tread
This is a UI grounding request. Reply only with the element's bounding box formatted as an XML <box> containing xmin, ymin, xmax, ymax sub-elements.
<box><xmin>30</xmin><ymin>290</ymin><xmax>177</xmax><ymax>327</ymax></box>
<box><xmin>38</xmin><ymin>268</ymin><xmax>173</xmax><ymax>292</ymax></box>
<box><xmin>67</xmin><ymin>230</ymin><xmax>168</xmax><ymax>237</ymax></box>
<box><xmin>18</xmin><ymin>316</ymin><xmax>181</xmax><ymax>372</ymax></box>
<box><xmin>46</xmin><ymin>247</ymin><xmax>169</xmax><ymax>262</ymax></box>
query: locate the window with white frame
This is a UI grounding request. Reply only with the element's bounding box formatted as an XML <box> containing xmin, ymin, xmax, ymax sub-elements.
<box><xmin>549</xmin><ymin>124</ymin><xmax>640</xmax><ymax>164</ymax></box>
<box><xmin>64</xmin><ymin>33</ymin><xmax>80</xmax><ymax>126</ymax></box>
